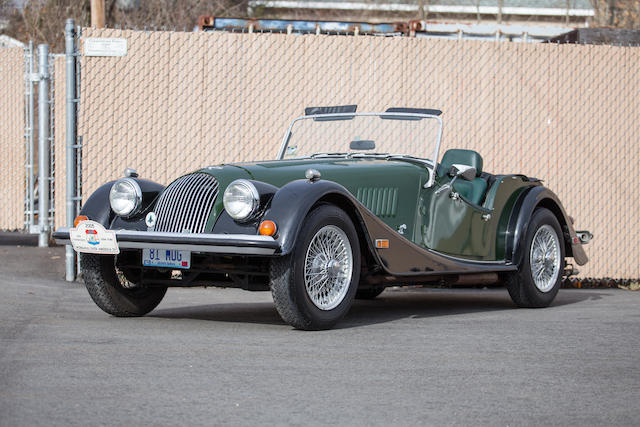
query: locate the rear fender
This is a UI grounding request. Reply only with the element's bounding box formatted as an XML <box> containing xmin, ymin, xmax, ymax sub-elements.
<box><xmin>507</xmin><ymin>186</ymin><xmax>588</xmax><ymax>267</ymax></box>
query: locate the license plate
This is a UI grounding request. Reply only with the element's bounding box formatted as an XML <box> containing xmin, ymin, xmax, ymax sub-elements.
<box><xmin>142</xmin><ymin>248</ymin><xmax>191</xmax><ymax>269</ymax></box>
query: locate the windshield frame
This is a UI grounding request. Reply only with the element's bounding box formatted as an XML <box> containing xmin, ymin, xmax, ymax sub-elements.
<box><xmin>277</xmin><ymin>111</ymin><xmax>443</xmax><ymax>187</ymax></box>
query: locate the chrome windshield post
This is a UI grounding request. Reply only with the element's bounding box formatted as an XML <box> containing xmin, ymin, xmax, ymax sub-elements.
<box><xmin>426</xmin><ymin>116</ymin><xmax>443</xmax><ymax>189</ymax></box>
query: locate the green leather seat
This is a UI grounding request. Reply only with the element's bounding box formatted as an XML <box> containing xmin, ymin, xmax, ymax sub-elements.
<box><xmin>438</xmin><ymin>149</ymin><xmax>488</xmax><ymax>205</ymax></box>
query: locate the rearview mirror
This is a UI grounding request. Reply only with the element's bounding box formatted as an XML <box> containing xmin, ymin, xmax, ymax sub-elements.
<box><xmin>350</xmin><ymin>140</ymin><xmax>375</xmax><ymax>150</ymax></box>
<box><xmin>450</xmin><ymin>164</ymin><xmax>477</xmax><ymax>181</ymax></box>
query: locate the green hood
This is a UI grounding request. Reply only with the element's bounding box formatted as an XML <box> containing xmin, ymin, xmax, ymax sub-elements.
<box><xmin>195</xmin><ymin>157</ymin><xmax>429</xmax><ymax>234</ymax></box>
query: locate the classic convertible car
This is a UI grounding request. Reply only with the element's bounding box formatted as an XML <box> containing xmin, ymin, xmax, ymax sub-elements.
<box><xmin>54</xmin><ymin>106</ymin><xmax>592</xmax><ymax>330</ymax></box>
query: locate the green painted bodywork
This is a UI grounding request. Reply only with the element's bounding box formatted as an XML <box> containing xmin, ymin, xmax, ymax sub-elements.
<box><xmin>195</xmin><ymin>157</ymin><xmax>537</xmax><ymax>261</ymax></box>
<box><xmin>422</xmin><ymin>174</ymin><xmax>538</xmax><ymax>260</ymax></box>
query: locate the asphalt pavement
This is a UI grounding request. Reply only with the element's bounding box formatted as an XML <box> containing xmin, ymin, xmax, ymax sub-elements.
<box><xmin>1</xmin><ymin>245</ymin><xmax>639</xmax><ymax>426</ymax></box>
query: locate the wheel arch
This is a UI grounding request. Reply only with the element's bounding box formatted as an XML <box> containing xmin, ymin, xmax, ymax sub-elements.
<box><xmin>264</xmin><ymin>180</ymin><xmax>379</xmax><ymax>268</ymax></box>
<box><xmin>79</xmin><ymin>181</ymin><xmax>117</xmax><ymax>227</ymax></box>
<box><xmin>314</xmin><ymin>192</ymin><xmax>379</xmax><ymax>273</ymax></box>
<box><xmin>507</xmin><ymin>186</ymin><xmax>587</xmax><ymax>267</ymax></box>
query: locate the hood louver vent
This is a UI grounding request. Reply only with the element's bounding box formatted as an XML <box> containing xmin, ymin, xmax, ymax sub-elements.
<box><xmin>355</xmin><ymin>187</ymin><xmax>398</xmax><ymax>217</ymax></box>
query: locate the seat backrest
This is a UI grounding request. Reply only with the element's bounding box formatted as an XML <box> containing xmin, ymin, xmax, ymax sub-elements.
<box><xmin>438</xmin><ymin>149</ymin><xmax>483</xmax><ymax>178</ymax></box>
<box><xmin>437</xmin><ymin>149</ymin><xmax>487</xmax><ymax>205</ymax></box>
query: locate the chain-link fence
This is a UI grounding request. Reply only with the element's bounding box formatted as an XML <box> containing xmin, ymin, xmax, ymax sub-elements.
<box><xmin>2</xmin><ymin>26</ymin><xmax>639</xmax><ymax>280</ymax></box>
<box><xmin>0</xmin><ymin>47</ymin><xmax>26</xmax><ymax>231</ymax></box>
<box><xmin>71</xmin><ymin>28</ymin><xmax>639</xmax><ymax>279</ymax></box>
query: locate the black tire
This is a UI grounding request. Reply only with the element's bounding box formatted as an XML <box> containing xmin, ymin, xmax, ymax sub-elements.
<box><xmin>355</xmin><ymin>287</ymin><xmax>385</xmax><ymax>300</ymax></box>
<box><xmin>80</xmin><ymin>253</ymin><xmax>167</xmax><ymax>317</ymax></box>
<box><xmin>269</xmin><ymin>204</ymin><xmax>361</xmax><ymax>330</ymax></box>
<box><xmin>507</xmin><ymin>208</ymin><xmax>565</xmax><ymax>308</ymax></box>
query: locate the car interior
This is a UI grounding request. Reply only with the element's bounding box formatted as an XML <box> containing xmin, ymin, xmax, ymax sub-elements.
<box><xmin>437</xmin><ymin>149</ymin><xmax>497</xmax><ymax>207</ymax></box>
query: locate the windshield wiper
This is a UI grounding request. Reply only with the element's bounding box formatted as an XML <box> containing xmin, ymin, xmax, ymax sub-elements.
<box><xmin>385</xmin><ymin>155</ymin><xmax>434</xmax><ymax>167</ymax></box>
<box><xmin>346</xmin><ymin>152</ymin><xmax>390</xmax><ymax>158</ymax></box>
<box><xmin>310</xmin><ymin>152</ymin><xmax>349</xmax><ymax>158</ymax></box>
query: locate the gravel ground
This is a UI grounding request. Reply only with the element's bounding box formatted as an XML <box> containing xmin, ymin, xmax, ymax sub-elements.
<box><xmin>1</xmin><ymin>245</ymin><xmax>639</xmax><ymax>426</ymax></box>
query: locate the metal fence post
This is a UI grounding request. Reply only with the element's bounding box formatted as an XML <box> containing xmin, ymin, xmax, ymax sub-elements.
<box><xmin>37</xmin><ymin>44</ymin><xmax>50</xmax><ymax>247</ymax></box>
<box><xmin>26</xmin><ymin>41</ymin><xmax>36</xmax><ymax>232</ymax></box>
<box><xmin>65</xmin><ymin>19</ymin><xmax>78</xmax><ymax>281</ymax></box>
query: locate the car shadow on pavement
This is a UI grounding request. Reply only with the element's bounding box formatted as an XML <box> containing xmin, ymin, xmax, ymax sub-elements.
<box><xmin>151</xmin><ymin>302</ymin><xmax>285</xmax><ymax>326</ymax></box>
<box><xmin>149</xmin><ymin>288</ymin><xmax>607</xmax><ymax>329</ymax></box>
<box><xmin>338</xmin><ymin>289</ymin><xmax>605</xmax><ymax>329</ymax></box>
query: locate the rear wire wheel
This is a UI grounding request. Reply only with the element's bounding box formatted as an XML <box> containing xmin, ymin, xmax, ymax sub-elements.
<box><xmin>507</xmin><ymin>208</ymin><xmax>565</xmax><ymax>308</ymax></box>
<box><xmin>269</xmin><ymin>204</ymin><xmax>361</xmax><ymax>330</ymax></box>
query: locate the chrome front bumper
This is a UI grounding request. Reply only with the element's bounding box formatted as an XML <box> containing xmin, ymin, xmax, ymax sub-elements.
<box><xmin>53</xmin><ymin>228</ymin><xmax>280</xmax><ymax>256</ymax></box>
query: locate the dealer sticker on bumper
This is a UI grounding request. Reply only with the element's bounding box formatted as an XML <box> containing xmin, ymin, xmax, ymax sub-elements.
<box><xmin>143</xmin><ymin>249</ymin><xmax>191</xmax><ymax>269</ymax></box>
<box><xmin>69</xmin><ymin>220</ymin><xmax>119</xmax><ymax>254</ymax></box>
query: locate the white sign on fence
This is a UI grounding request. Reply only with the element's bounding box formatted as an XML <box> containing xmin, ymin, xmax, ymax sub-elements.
<box><xmin>84</xmin><ymin>38</ymin><xmax>127</xmax><ymax>57</ymax></box>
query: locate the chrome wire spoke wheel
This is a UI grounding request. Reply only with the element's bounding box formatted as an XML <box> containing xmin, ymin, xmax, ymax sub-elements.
<box><xmin>115</xmin><ymin>256</ymin><xmax>138</xmax><ymax>289</ymax></box>
<box><xmin>304</xmin><ymin>225</ymin><xmax>354</xmax><ymax>310</ymax></box>
<box><xmin>116</xmin><ymin>266</ymin><xmax>137</xmax><ymax>289</ymax></box>
<box><xmin>529</xmin><ymin>224</ymin><xmax>561</xmax><ymax>293</ymax></box>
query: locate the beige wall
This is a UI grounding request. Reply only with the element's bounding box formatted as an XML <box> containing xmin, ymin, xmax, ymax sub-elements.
<box><xmin>0</xmin><ymin>48</ymin><xmax>25</xmax><ymax>230</ymax></box>
<box><xmin>74</xmin><ymin>29</ymin><xmax>639</xmax><ymax>278</ymax></box>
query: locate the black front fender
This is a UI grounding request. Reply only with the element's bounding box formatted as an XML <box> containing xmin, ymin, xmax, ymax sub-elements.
<box><xmin>80</xmin><ymin>179</ymin><xmax>164</xmax><ymax>229</ymax></box>
<box><xmin>507</xmin><ymin>186</ymin><xmax>588</xmax><ymax>267</ymax></box>
<box><xmin>79</xmin><ymin>181</ymin><xmax>116</xmax><ymax>227</ymax></box>
<box><xmin>263</xmin><ymin>179</ymin><xmax>362</xmax><ymax>256</ymax></box>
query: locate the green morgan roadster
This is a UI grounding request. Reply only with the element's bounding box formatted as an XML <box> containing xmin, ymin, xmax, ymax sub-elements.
<box><xmin>54</xmin><ymin>106</ymin><xmax>592</xmax><ymax>330</ymax></box>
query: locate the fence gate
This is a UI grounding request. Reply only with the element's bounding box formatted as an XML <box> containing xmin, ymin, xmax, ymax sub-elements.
<box><xmin>23</xmin><ymin>42</ymin><xmax>57</xmax><ymax>242</ymax></box>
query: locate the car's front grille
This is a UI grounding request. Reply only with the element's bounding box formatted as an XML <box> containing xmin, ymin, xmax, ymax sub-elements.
<box><xmin>153</xmin><ymin>173</ymin><xmax>219</xmax><ymax>233</ymax></box>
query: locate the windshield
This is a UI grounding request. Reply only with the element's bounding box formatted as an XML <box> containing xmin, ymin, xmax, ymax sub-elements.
<box><xmin>278</xmin><ymin>112</ymin><xmax>442</xmax><ymax>163</ymax></box>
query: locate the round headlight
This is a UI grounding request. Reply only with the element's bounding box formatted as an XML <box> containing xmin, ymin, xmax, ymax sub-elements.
<box><xmin>109</xmin><ymin>178</ymin><xmax>142</xmax><ymax>217</ymax></box>
<box><xmin>223</xmin><ymin>179</ymin><xmax>260</xmax><ymax>221</ymax></box>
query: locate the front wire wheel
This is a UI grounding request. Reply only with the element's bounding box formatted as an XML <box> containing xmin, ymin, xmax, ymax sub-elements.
<box><xmin>270</xmin><ymin>204</ymin><xmax>361</xmax><ymax>330</ymax></box>
<box><xmin>507</xmin><ymin>208</ymin><xmax>565</xmax><ymax>308</ymax></box>
<box><xmin>304</xmin><ymin>225</ymin><xmax>354</xmax><ymax>310</ymax></box>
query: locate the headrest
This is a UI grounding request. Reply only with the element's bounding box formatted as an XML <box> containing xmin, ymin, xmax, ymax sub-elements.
<box><xmin>438</xmin><ymin>149</ymin><xmax>483</xmax><ymax>177</ymax></box>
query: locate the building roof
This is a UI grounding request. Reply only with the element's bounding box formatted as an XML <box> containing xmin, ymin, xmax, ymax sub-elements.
<box><xmin>262</xmin><ymin>0</ymin><xmax>593</xmax><ymax>7</ymax></box>
<box><xmin>249</xmin><ymin>0</ymin><xmax>595</xmax><ymax>18</ymax></box>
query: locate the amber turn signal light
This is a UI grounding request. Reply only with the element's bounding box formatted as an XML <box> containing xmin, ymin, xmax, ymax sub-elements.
<box><xmin>73</xmin><ymin>215</ymin><xmax>88</xmax><ymax>227</ymax></box>
<box><xmin>259</xmin><ymin>220</ymin><xmax>277</xmax><ymax>236</ymax></box>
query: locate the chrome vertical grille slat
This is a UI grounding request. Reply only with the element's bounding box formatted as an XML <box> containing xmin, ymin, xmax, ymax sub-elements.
<box><xmin>153</xmin><ymin>185</ymin><xmax>174</xmax><ymax>231</ymax></box>
<box><xmin>155</xmin><ymin>176</ymin><xmax>183</xmax><ymax>231</ymax></box>
<box><xmin>153</xmin><ymin>173</ymin><xmax>219</xmax><ymax>234</ymax></box>
<box><xmin>185</xmin><ymin>173</ymin><xmax>209</xmax><ymax>232</ymax></box>
<box><xmin>190</xmin><ymin>175</ymin><xmax>211</xmax><ymax>232</ymax></box>
<box><xmin>174</xmin><ymin>173</ymin><xmax>200</xmax><ymax>232</ymax></box>
<box><xmin>168</xmin><ymin>173</ymin><xmax>198</xmax><ymax>232</ymax></box>
<box><xmin>195</xmin><ymin>179</ymin><xmax>218</xmax><ymax>232</ymax></box>
<box><xmin>157</xmin><ymin>176</ymin><xmax>188</xmax><ymax>232</ymax></box>
<box><xmin>182</xmin><ymin>175</ymin><xmax>200</xmax><ymax>233</ymax></box>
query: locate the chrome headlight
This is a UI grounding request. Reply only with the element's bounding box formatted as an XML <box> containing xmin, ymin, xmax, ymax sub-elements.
<box><xmin>109</xmin><ymin>178</ymin><xmax>142</xmax><ymax>217</ymax></box>
<box><xmin>223</xmin><ymin>179</ymin><xmax>260</xmax><ymax>221</ymax></box>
